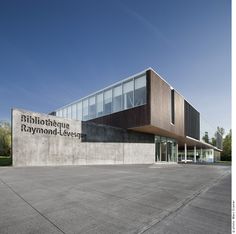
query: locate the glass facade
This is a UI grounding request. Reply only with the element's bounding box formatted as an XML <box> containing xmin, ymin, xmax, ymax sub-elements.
<box><xmin>134</xmin><ymin>76</ymin><xmax>146</xmax><ymax>106</ymax></box>
<box><xmin>104</xmin><ymin>89</ymin><xmax>112</xmax><ymax>115</ymax></box>
<box><xmin>123</xmin><ymin>80</ymin><xmax>134</xmax><ymax>109</ymax></box>
<box><xmin>96</xmin><ymin>93</ymin><xmax>103</xmax><ymax>117</ymax></box>
<box><xmin>82</xmin><ymin>99</ymin><xmax>89</xmax><ymax>121</ymax></box>
<box><xmin>67</xmin><ymin>106</ymin><xmax>72</xmax><ymax>119</ymax></box>
<box><xmin>71</xmin><ymin>104</ymin><xmax>76</xmax><ymax>120</ymax></box>
<box><xmin>113</xmin><ymin>85</ymin><xmax>122</xmax><ymax>112</ymax></box>
<box><xmin>155</xmin><ymin>136</ymin><xmax>177</xmax><ymax>162</ymax></box>
<box><xmin>88</xmin><ymin>96</ymin><xmax>96</xmax><ymax>119</ymax></box>
<box><xmin>77</xmin><ymin>102</ymin><xmax>82</xmax><ymax>120</ymax></box>
<box><xmin>178</xmin><ymin>149</ymin><xmax>214</xmax><ymax>163</ymax></box>
<box><xmin>56</xmin><ymin>74</ymin><xmax>147</xmax><ymax>121</ymax></box>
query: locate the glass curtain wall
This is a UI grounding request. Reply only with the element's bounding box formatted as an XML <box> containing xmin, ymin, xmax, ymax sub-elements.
<box><xmin>82</xmin><ymin>99</ymin><xmax>89</xmax><ymax>121</ymax></box>
<box><xmin>56</xmin><ymin>74</ymin><xmax>146</xmax><ymax>121</ymax></box>
<box><xmin>134</xmin><ymin>76</ymin><xmax>146</xmax><ymax>106</ymax></box>
<box><xmin>71</xmin><ymin>104</ymin><xmax>76</xmax><ymax>120</ymax></box>
<box><xmin>77</xmin><ymin>102</ymin><xmax>82</xmax><ymax>120</ymax></box>
<box><xmin>123</xmin><ymin>80</ymin><xmax>134</xmax><ymax>109</ymax></box>
<box><xmin>162</xmin><ymin>139</ymin><xmax>168</xmax><ymax>161</ymax></box>
<box><xmin>104</xmin><ymin>89</ymin><xmax>112</xmax><ymax>115</ymax></box>
<box><xmin>67</xmin><ymin>106</ymin><xmax>72</xmax><ymax>119</ymax></box>
<box><xmin>88</xmin><ymin>96</ymin><xmax>96</xmax><ymax>119</ymax></box>
<box><xmin>62</xmin><ymin>108</ymin><xmax>67</xmax><ymax>118</ymax></box>
<box><xmin>96</xmin><ymin>93</ymin><xmax>103</xmax><ymax>117</ymax></box>
<box><xmin>113</xmin><ymin>85</ymin><xmax>123</xmax><ymax>112</ymax></box>
<box><xmin>155</xmin><ymin>136</ymin><xmax>177</xmax><ymax>162</ymax></box>
<box><xmin>57</xmin><ymin>109</ymin><xmax>62</xmax><ymax>117</ymax></box>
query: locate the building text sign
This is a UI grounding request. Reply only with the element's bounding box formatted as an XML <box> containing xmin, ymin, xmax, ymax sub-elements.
<box><xmin>20</xmin><ymin>114</ymin><xmax>85</xmax><ymax>139</ymax></box>
<box><xmin>12</xmin><ymin>108</ymin><xmax>86</xmax><ymax>166</ymax></box>
<box><xmin>12</xmin><ymin>108</ymin><xmax>155</xmax><ymax>167</ymax></box>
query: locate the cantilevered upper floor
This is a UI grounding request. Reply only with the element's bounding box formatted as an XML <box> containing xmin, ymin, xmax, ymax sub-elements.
<box><xmin>55</xmin><ymin>70</ymin><xmax>147</xmax><ymax>122</ymax></box>
<box><xmin>55</xmin><ymin>68</ymin><xmax>200</xmax><ymax>144</ymax></box>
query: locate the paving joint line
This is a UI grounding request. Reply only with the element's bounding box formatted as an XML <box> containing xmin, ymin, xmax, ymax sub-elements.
<box><xmin>137</xmin><ymin>171</ymin><xmax>231</xmax><ymax>234</ymax></box>
<box><xmin>75</xmin><ymin>183</ymin><xmax>166</xmax><ymax>212</ymax></box>
<box><xmin>0</xmin><ymin>177</ymin><xmax>66</xmax><ymax>234</ymax></box>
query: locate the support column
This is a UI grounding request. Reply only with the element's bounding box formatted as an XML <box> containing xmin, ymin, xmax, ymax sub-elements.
<box><xmin>194</xmin><ymin>146</ymin><xmax>197</xmax><ymax>163</ymax></box>
<box><xmin>176</xmin><ymin>143</ymin><xmax>179</xmax><ymax>163</ymax></box>
<box><xmin>184</xmin><ymin>143</ymin><xmax>187</xmax><ymax>164</ymax></box>
<box><xmin>200</xmin><ymin>148</ymin><xmax>203</xmax><ymax>162</ymax></box>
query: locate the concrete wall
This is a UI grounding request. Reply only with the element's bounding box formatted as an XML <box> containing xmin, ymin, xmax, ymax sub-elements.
<box><xmin>82</xmin><ymin>122</ymin><xmax>154</xmax><ymax>143</ymax></box>
<box><xmin>12</xmin><ymin>109</ymin><xmax>155</xmax><ymax>166</ymax></box>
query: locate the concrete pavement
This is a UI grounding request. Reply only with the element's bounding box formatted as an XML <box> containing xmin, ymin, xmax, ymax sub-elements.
<box><xmin>0</xmin><ymin>164</ymin><xmax>231</xmax><ymax>234</ymax></box>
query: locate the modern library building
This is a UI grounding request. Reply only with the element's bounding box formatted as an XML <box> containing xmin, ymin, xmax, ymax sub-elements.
<box><xmin>53</xmin><ymin>68</ymin><xmax>222</xmax><ymax>164</ymax></box>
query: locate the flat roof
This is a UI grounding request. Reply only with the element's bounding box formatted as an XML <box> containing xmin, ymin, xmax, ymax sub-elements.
<box><xmin>55</xmin><ymin>67</ymin><xmax>199</xmax><ymax>112</ymax></box>
<box><xmin>55</xmin><ymin>69</ymin><xmax>147</xmax><ymax>111</ymax></box>
<box><xmin>186</xmin><ymin>136</ymin><xmax>222</xmax><ymax>152</ymax></box>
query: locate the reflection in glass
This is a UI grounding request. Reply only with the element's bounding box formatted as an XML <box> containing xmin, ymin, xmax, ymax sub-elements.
<box><xmin>160</xmin><ymin>138</ymin><xmax>167</xmax><ymax>161</ymax></box>
<box><xmin>62</xmin><ymin>108</ymin><xmax>67</xmax><ymax>118</ymax></box>
<box><xmin>82</xmin><ymin>99</ymin><xmax>89</xmax><ymax>121</ymax></box>
<box><xmin>155</xmin><ymin>136</ymin><xmax>177</xmax><ymax>162</ymax></box>
<box><xmin>77</xmin><ymin>102</ymin><xmax>82</xmax><ymax>120</ymax></box>
<box><xmin>113</xmin><ymin>85</ymin><xmax>122</xmax><ymax>112</ymax></box>
<box><xmin>123</xmin><ymin>80</ymin><xmax>134</xmax><ymax>109</ymax></box>
<box><xmin>104</xmin><ymin>89</ymin><xmax>112</xmax><ymax>114</ymax></box>
<box><xmin>57</xmin><ymin>110</ymin><xmax>62</xmax><ymax>117</ymax></box>
<box><xmin>88</xmin><ymin>96</ymin><xmax>96</xmax><ymax>119</ymax></box>
<box><xmin>155</xmin><ymin>136</ymin><xmax>161</xmax><ymax>162</ymax></box>
<box><xmin>96</xmin><ymin>93</ymin><xmax>103</xmax><ymax>117</ymax></box>
<box><xmin>56</xmin><ymin>74</ymin><xmax>147</xmax><ymax>121</ymax></box>
<box><xmin>134</xmin><ymin>75</ymin><xmax>146</xmax><ymax>106</ymax></box>
<box><xmin>71</xmin><ymin>104</ymin><xmax>76</xmax><ymax>120</ymax></box>
<box><xmin>67</xmin><ymin>106</ymin><xmax>72</xmax><ymax>119</ymax></box>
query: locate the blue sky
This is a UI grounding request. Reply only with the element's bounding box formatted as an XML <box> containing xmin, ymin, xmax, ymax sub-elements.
<box><xmin>0</xmin><ymin>0</ymin><xmax>231</xmax><ymax>137</ymax></box>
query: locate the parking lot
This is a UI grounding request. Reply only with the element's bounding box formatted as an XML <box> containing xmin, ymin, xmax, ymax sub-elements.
<box><xmin>0</xmin><ymin>164</ymin><xmax>231</xmax><ymax>234</ymax></box>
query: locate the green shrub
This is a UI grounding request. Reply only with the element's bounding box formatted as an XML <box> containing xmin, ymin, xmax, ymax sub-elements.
<box><xmin>0</xmin><ymin>156</ymin><xmax>12</xmax><ymax>166</ymax></box>
<box><xmin>0</xmin><ymin>121</ymin><xmax>11</xmax><ymax>156</ymax></box>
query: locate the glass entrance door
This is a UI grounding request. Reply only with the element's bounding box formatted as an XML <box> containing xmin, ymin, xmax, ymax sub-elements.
<box><xmin>167</xmin><ymin>141</ymin><xmax>172</xmax><ymax>162</ymax></box>
<box><xmin>155</xmin><ymin>136</ymin><xmax>160</xmax><ymax>162</ymax></box>
<box><xmin>160</xmin><ymin>140</ymin><xmax>167</xmax><ymax>161</ymax></box>
<box><xmin>155</xmin><ymin>135</ymin><xmax>177</xmax><ymax>163</ymax></box>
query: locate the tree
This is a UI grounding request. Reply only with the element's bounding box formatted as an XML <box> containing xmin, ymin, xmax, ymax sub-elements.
<box><xmin>221</xmin><ymin>129</ymin><xmax>231</xmax><ymax>161</ymax></box>
<box><xmin>217</xmin><ymin>127</ymin><xmax>225</xmax><ymax>137</ymax></box>
<box><xmin>211</xmin><ymin>137</ymin><xmax>216</xmax><ymax>146</ymax></box>
<box><xmin>0</xmin><ymin>121</ymin><xmax>11</xmax><ymax>156</ymax></box>
<box><xmin>214</xmin><ymin>126</ymin><xmax>224</xmax><ymax>149</ymax></box>
<box><xmin>202</xmin><ymin>132</ymin><xmax>209</xmax><ymax>143</ymax></box>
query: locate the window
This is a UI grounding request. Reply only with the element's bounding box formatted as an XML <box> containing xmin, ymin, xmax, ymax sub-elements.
<box><xmin>82</xmin><ymin>99</ymin><xmax>89</xmax><ymax>120</ymax></box>
<box><xmin>171</xmin><ymin>89</ymin><xmax>175</xmax><ymax>124</ymax></box>
<box><xmin>77</xmin><ymin>102</ymin><xmax>82</xmax><ymax>120</ymax></box>
<box><xmin>113</xmin><ymin>85</ymin><xmax>122</xmax><ymax>112</ymax></box>
<box><xmin>62</xmin><ymin>108</ymin><xmax>67</xmax><ymax>118</ymax></box>
<box><xmin>123</xmin><ymin>80</ymin><xmax>134</xmax><ymax>109</ymax></box>
<box><xmin>134</xmin><ymin>75</ymin><xmax>146</xmax><ymax>106</ymax></box>
<box><xmin>67</xmin><ymin>106</ymin><xmax>72</xmax><ymax>119</ymax></box>
<box><xmin>88</xmin><ymin>96</ymin><xmax>96</xmax><ymax>119</ymax></box>
<box><xmin>57</xmin><ymin>74</ymin><xmax>147</xmax><ymax>119</ymax></box>
<box><xmin>96</xmin><ymin>93</ymin><xmax>103</xmax><ymax>117</ymax></box>
<box><xmin>57</xmin><ymin>110</ymin><xmax>62</xmax><ymax>117</ymax></box>
<box><xmin>104</xmin><ymin>89</ymin><xmax>112</xmax><ymax>114</ymax></box>
<box><xmin>71</xmin><ymin>104</ymin><xmax>76</xmax><ymax>120</ymax></box>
